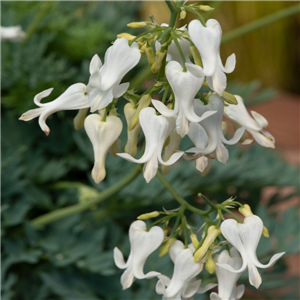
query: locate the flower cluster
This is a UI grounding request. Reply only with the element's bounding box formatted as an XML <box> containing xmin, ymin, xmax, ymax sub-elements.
<box><xmin>114</xmin><ymin>205</ymin><xmax>284</xmax><ymax>299</ymax></box>
<box><xmin>19</xmin><ymin>17</ymin><xmax>275</xmax><ymax>184</ymax></box>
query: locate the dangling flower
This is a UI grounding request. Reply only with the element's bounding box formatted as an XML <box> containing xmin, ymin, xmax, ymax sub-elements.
<box><xmin>186</xmin><ymin>19</ymin><xmax>236</xmax><ymax>96</ymax></box>
<box><xmin>19</xmin><ymin>83</ymin><xmax>89</xmax><ymax>136</ymax></box>
<box><xmin>114</xmin><ymin>220</ymin><xmax>164</xmax><ymax>290</ymax></box>
<box><xmin>152</xmin><ymin>60</ymin><xmax>217</xmax><ymax>137</ymax></box>
<box><xmin>186</xmin><ymin>95</ymin><xmax>245</xmax><ymax>164</ymax></box>
<box><xmin>84</xmin><ymin>113</ymin><xmax>123</xmax><ymax>183</ymax></box>
<box><xmin>88</xmin><ymin>38</ymin><xmax>141</xmax><ymax>112</ymax></box>
<box><xmin>117</xmin><ymin>107</ymin><xmax>184</xmax><ymax>183</ymax></box>
<box><xmin>224</xmin><ymin>95</ymin><xmax>275</xmax><ymax>148</ymax></box>
<box><xmin>219</xmin><ymin>215</ymin><xmax>285</xmax><ymax>289</ymax></box>
<box><xmin>156</xmin><ymin>240</ymin><xmax>216</xmax><ymax>300</ymax></box>
<box><xmin>1</xmin><ymin>25</ymin><xmax>26</xmax><ymax>41</ymax></box>
<box><xmin>155</xmin><ymin>24</ymin><xmax>191</xmax><ymax>67</ymax></box>
<box><xmin>210</xmin><ymin>248</ymin><xmax>245</xmax><ymax>300</ymax></box>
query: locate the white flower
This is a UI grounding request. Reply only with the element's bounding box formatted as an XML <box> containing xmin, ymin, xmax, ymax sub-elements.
<box><xmin>156</xmin><ymin>240</ymin><xmax>216</xmax><ymax>300</ymax></box>
<box><xmin>224</xmin><ymin>95</ymin><xmax>275</xmax><ymax>148</ymax></box>
<box><xmin>117</xmin><ymin>107</ymin><xmax>184</xmax><ymax>183</ymax></box>
<box><xmin>1</xmin><ymin>25</ymin><xmax>26</xmax><ymax>41</ymax></box>
<box><xmin>152</xmin><ymin>60</ymin><xmax>217</xmax><ymax>137</ymax></box>
<box><xmin>114</xmin><ymin>220</ymin><xmax>164</xmax><ymax>290</ymax></box>
<box><xmin>186</xmin><ymin>19</ymin><xmax>236</xmax><ymax>96</ymax></box>
<box><xmin>19</xmin><ymin>83</ymin><xmax>89</xmax><ymax>136</ymax></box>
<box><xmin>84</xmin><ymin>114</ymin><xmax>123</xmax><ymax>183</ymax></box>
<box><xmin>186</xmin><ymin>95</ymin><xmax>245</xmax><ymax>164</ymax></box>
<box><xmin>156</xmin><ymin>24</ymin><xmax>191</xmax><ymax>67</ymax></box>
<box><xmin>88</xmin><ymin>38</ymin><xmax>141</xmax><ymax>112</ymax></box>
<box><xmin>210</xmin><ymin>248</ymin><xmax>245</xmax><ymax>300</ymax></box>
<box><xmin>219</xmin><ymin>215</ymin><xmax>285</xmax><ymax>289</ymax></box>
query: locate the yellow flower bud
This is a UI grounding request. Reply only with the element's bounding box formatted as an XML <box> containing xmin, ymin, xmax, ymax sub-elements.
<box><xmin>262</xmin><ymin>226</ymin><xmax>270</xmax><ymax>238</ymax></box>
<box><xmin>145</xmin><ymin>47</ymin><xmax>155</xmax><ymax>66</ymax></box>
<box><xmin>159</xmin><ymin>238</ymin><xmax>177</xmax><ymax>257</ymax></box>
<box><xmin>194</xmin><ymin>226</ymin><xmax>221</xmax><ymax>262</ymax></box>
<box><xmin>180</xmin><ymin>10</ymin><xmax>186</xmax><ymax>20</ymax></box>
<box><xmin>190</xmin><ymin>45</ymin><xmax>202</xmax><ymax>67</ymax></box>
<box><xmin>198</xmin><ymin>5</ymin><xmax>214</xmax><ymax>11</ymax></box>
<box><xmin>151</xmin><ymin>50</ymin><xmax>167</xmax><ymax>73</ymax></box>
<box><xmin>238</xmin><ymin>204</ymin><xmax>253</xmax><ymax>218</ymax></box>
<box><xmin>190</xmin><ymin>233</ymin><xmax>200</xmax><ymax>248</ymax></box>
<box><xmin>137</xmin><ymin>211</ymin><xmax>160</xmax><ymax>220</ymax></box>
<box><xmin>128</xmin><ymin>94</ymin><xmax>152</xmax><ymax>131</ymax></box>
<box><xmin>124</xmin><ymin>103</ymin><xmax>140</xmax><ymax>157</ymax></box>
<box><xmin>205</xmin><ymin>253</ymin><xmax>216</xmax><ymax>274</ymax></box>
<box><xmin>117</xmin><ymin>33</ymin><xmax>136</xmax><ymax>41</ymax></box>
<box><xmin>127</xmin><ymin>21</ymin><xmax>147</xmax><ymax>28</ymax></box>
<box><xmin>222</xmin><ymin>91</ymin><xmax>238</xmax><ymax>105</ymax></box>
<box><xmin>140</xmin><ymin>42</ymin><xmax>147</xmax><ymax>53</ymax></box>
<box><xmin>73</xmin><ymin>108</ymin><xmax>89</xmax><ymax>130</ymax></box>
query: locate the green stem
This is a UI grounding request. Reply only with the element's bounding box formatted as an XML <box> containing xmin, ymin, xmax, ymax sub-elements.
<box><xmin>129</xmin><ymin>28</ymin><xmax>160</xmax><ymax>45</ymax></box>
<box><xmin>156</xmin><ymin>171</ymin><xmax>212</xmax><ymax>215</ymax></box>
<box><xmin>219</xmin><ymin>206</ymin><xmax>243</xmax><ymax>223</ymax></box>
<box><xmin>181</xmin><ymin>215</ymin><xmax>189</xmax><ymax>248</ymax></box>
<box><xmin>222</xmin><ymin>4</ymin><xmax>300</xmax><ymax>44</ymax></box>
<box><xmin>171</xmin><ymin>32</ymin><xmax>187</xmax><ymax>71</ymax></box>
<box><xmin>170</xmin><ymin>206</ymin><xmax>185</xmax><ymax>237</ymax></box>
<box><xmin>165</xmin><ymin>0</ymin><xmax>175</xmax><ymax>13</ymax></box>
<box><xmin>199</xmin><ymin>193</ymin><xmax>217</xmax><ymax>209</ymax></box>
<box><xmin>167</xmin><ymin>2</ymin><xmax>179</xmax><ymax>28</ymax></box>
<box><xmin>162</xmin><ymin>86</ymin><xmax>170</xmax><ymax>103</ymax></box>
<box><xmin>183</xmin><ymin>5</ymin><xmax>206</xmax><ymax>26</ymax></box>
<box><xmin>30</xmin><ymin>165</ymin><xmax>142</xmax><ymax>228</ymax></box>
<box><xmin>147</xmin><ymin>215</ymin><xmax>171</xmax><ymax>231</ymax></box>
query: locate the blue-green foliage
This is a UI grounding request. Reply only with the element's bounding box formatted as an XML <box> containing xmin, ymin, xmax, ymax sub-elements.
<box><xmin>1</xmin><ymin>2</ymin><xmax>299</xmax><ymax>300</ymax></box>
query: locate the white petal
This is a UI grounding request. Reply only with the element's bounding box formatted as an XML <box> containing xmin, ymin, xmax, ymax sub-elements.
<box><xmin>152</xmin><ymin>99</ymin><xmax>177</xmax><ymax>117</ymax></box>
<box><xmin>219</xmin><ymin>219</ymin><xmax>248</xmax><ymax>274</ymax></box>
<box><xmin>33</xmin><ymin>88</ymin><xmax>54</xmax><ymax>107</ymax></box>
<box><xmin>87</xmin><ymin>71</ymin><xmax>101</xmax><ymax>91</ymax></box>
<box><xmin>188</xmin><ymin>19</ymin><xmax>221</xmax><ymax>77</ymax></box>
<box><xmin>249</xmin><ymin>129</ymin><xmax>275</xmax><ymax>148</ymax></box>
<box><xmin>251</xmin><ymin>111</ymin><xmax>268</xmax><ymax>128</ymax></box>
<box><xmin>158</xmin><ymin>151</ymin><xmax>184</xmax><ymax>166</ymax></box>
<box><xmin>113</xmin><ymin>82</ymin><xmax>130</xmax><ymax>98</ymax></box>
<box><xmin>182</xmin><ymin>279</ymin><xmax>202</xmax><ymax>298</ymax></box>
<box><xmin>196</xmin><ymin>283</ymin><xmax>218</xmax><ymax>294</ymax></box>
<box><xmin>88</xmin><ymin>87</ymin><xmax>114</xmax><ymax>112</ymax></box>
<box><xmin>114</xmin><ymin>247</ymin><xmax>129</xmax><ymax>269</ymax></box>
<box><xmin>156</xmin><ymin>275</ymin><xmax>170</xmax><ymax>295</ymax></box>
<box><xmin>143</xmin><ymin>156</ymin><xmax>159</xmax><ymax>183</ymax></box>
<box><xmin>99</xmin><ymin>38</ymin><xmax>141</xmax><ymax>91</ymax></box>
<box><xmin>19</xmin><ymin>108</ymin><xmax>44</xmax><ymax>121</ymax></box>
<box><xmin>218</xmin><ymin>53</ymin><xmax>236</xmax><ymax>74</ymax></box>
<box><xmin>235</xmin><ymin>284</ymin><xmax>245</xmax><ymax>300</ymax></box>
<box><xmin>89</xmin><ymin>54</ymin><xmax>102</xmax><ymax>74</ymax></box>
<box><xmin>209</xmin><ymin>292</ymin><xmax>222</xmax><ymax>300</ymax></box>
<box><xmin>247</xmin><ymin>261</ymin><xmax>261</xmax><ymax>289</ymax></box>
<box><xmin>216</xmin><ymin>142</ymin><xmax>229</xmax><ymax>164</ymax></box>
<box><xmin>120</xmin><ymin>265</ymin><xmax>135</xmax><ymax>290</ymax></box>
<box><xmin>220</xmin><ymin>126</ymin><xmax>245</xmax><ymax>145</ymax></box>
<box><xmin>195</xmin><ymin>156</ymin><xmax>209</xmax><ymax>173</ymax></box>
<box><xmin>169</xmin><ymin>240</ymin><xmax>185</xmax><ymax>263</ymax></box>
<box><xmin>185</xmin><ymin>63</ymin><xmax>205</xmax><ymax>78</ymax></box>
<box><xmin>208</xmin><ymin>66</ymin><xmax>227</xmax><ymax>96</ymax></box>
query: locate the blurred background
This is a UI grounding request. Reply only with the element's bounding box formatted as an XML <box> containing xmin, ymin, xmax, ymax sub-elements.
<box><xmin>1</xmin><ymin>1</ymin><xmax>299</xmax><ymax>300</ymax></box>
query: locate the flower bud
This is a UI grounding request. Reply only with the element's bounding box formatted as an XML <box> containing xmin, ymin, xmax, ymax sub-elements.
<box><xmin>222</xmin><ymin>91</ymin><xmax>238</xmax><ymax>105</ymax></box>
<box><xmin>190</xmin><ymin>233</ymin><xmax>200</xmax><ymax>248</ymax></box>
<box><xmin>128</xmin><ymin>94</ymin><xmax>152</xmax><ymax>131</ymax></box>
<box><xmin>190</xmin><ymin>45</ymin><xmax>202</xmax><ymax>67</ymax></box>
<box><xmin>137</xmin><ymin>211</ymin><xmax>160</xmax><ymax>220</ymax></box>
<box><xmin>127</xmin><ymin>21</ymin><xmax>147</xmax><ymax>28</ymax></box>
<box><xmin>159</xmin><ymin>237</ymin><xmax>177</xmax><ymax>257</ymax></box>
<box><xmin>221</xmin><ymin>121</ymin><xmax>228</xmax><ymax>135</ymax></box>
<box><xmin>205</xmin><ymin>252</ymin><xmax>216</xmax><ymax>274</ymax></box>
<box><xmin>180</xmin><ymin>10</ymin><xmax>186</xmax><ymax>20</ymax></box>
<box><xmin>194</xmin><ymin>226</ymin><xmax>221</xmax><ymax>262</ymax></box>
<box><xmin>145</xmin><ymin>46</ymin><xmax>155</xmax><ymax>65</ymax></box>
<box><xmin>73</xmin><ymin>108</ymin><xmax>89</xmax><ymax>130</ymax></box>
<box><xmin>151</xmin><ymin>50</ymin><xmax>167</xmax><ymax>73</ymax></box>
<box><xmin>124</xmin><ymin>103</ymin><xmax>140</xmax><ymax>157</ymax></box>
<box><xmin>198</xmin><ymin>5</ymin><xmax>214</xmax><ymax>11</ymax></box>
<box><xmin>238</xmin><ymin>204</ymin><xmax>253</xmax><ymax>218</ymax></box>
<box><xmin>117</xmin><ymin>33</ymin><xmax>136</xmax><ymax>41</ymax></box>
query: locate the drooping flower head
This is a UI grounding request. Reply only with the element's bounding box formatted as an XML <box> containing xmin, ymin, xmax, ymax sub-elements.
<box><xmin>187</xmin><ymin>95</ymin><xmax>245</xmax><ymax>164</ymax></box>
<box><xmin>224</xmin><ymin>95</ymin><xmax>275</xmax><ymax>148</ymax></box>
<box><xmin>88</xmin><ymin>38</ymin><xmax>141</xmax><ymax>112</ymax></box>
<box><xmin>210</xmin><ymin>248</ymin><xmax>245</xmax><ymax>300</ymax></box>
<box><xmin>114</xmin><ymin>220</ymin><xmax>164</xmax><ymax>290</ymax></box>
<box><xmin>118</xmin><ymin>107</ymin><xmax>184</xmax><ymax>182</ymax></box>
<box><xmin>187</xmin><ymin>19</ymin><xmax>236</xmax><ymax>96</ymax></box>
<box><xmin>219</xmin><ymin>215</ymin><xmax>285</xmax><ymax>289</ymax></box>
<box><xmin>19</xmin><ymin>83</ymin><xmax>89</xmax><ymax>136</ymax></box>
<box><xmin>153</xmin><ymin>60</ymin><xmax>217</xmax><ymax>137</ymax></box>
<box><xmin>84</xmin><ymin>113</ymin><xmax>123</xmax><ymax>183</ymax></box>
